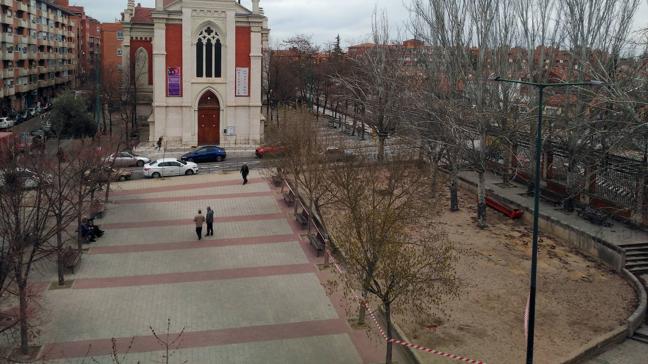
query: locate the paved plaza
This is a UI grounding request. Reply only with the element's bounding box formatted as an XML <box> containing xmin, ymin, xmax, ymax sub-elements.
<box><xmin>32</xmin><ymin>171</ymin><xmax>392</xmax><ymax>363</ymax></box>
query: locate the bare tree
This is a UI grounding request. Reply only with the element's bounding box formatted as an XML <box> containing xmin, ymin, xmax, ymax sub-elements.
<box><xmin>335</xmin><ymin>11</ymin><xmax>410</xmax><ymax>160</ymax></box>
<box><xmin>325</xmin><ymin>154</ymin><xmax>458</xmax><ymax>364</ymax></box>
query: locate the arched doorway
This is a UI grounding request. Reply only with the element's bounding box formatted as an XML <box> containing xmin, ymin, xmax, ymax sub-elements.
<box><xmin>197</xmin><ymin>91</ymin><xmax>220</xmax><ymax>145</ymax></box>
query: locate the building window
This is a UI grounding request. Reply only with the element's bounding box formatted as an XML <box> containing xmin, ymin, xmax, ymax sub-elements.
<box><xmin>116</xmin><ymin>31</ymin><xmax>124</xmax><ymax>40</ymax></box>
<box><xmin>195</xmin><ymin>26</ymin><xmax>222</xmax><ymax>78</ymax></box>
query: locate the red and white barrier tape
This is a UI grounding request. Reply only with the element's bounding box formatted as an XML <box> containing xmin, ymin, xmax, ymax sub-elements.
<box><xmin>326</xmin><ymin>251</ymin><xmax>487</xmax><ymax>364</ymax></box>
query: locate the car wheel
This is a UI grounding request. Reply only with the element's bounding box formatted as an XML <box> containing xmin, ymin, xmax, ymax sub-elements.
<box><xmin>216</xmin><ymin>156</ymin><xmax>224</xmax><ymax>162</ymax></box>
<box><xmin>152</xmin><ymin>172</ymin><xmax>161</xmax><ymax>178</ymax></box>
<box><xmin>119</xmin><ymin>175</ymin><xmax>126</xmax><ymax>181</ymax></box>
<box><xmin>136</xmin><ymin>160</ymin><xmax>144</xmax><ymax>167</ymax></box>
<box><xmin>185</xmin><ymin>169</ymin><xmax>195</xmax><ymax>176</ymax></box>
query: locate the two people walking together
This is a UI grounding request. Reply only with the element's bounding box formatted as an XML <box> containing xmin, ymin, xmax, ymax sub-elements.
<box><xmin>193</xmin><ymin>207</ymin><xmax>215</xmax><ymax>240</ymax></box>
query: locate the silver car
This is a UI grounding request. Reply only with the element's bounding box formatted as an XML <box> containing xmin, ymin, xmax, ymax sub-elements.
<box><xmin>107</xmin><ymin>151</ymin><xmax>151</xmax><ymax>167</ymax></box>
<box><xmin>0</xmin><ymin>117</ymin><xmax>15</xmax><ymax>130</ymax></box>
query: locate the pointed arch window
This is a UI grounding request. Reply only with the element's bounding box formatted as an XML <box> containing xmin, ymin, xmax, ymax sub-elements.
<box><xmin>196</xmin><ymin>26</ymin><xmax>222</xmax><ymax>78</ymax></box>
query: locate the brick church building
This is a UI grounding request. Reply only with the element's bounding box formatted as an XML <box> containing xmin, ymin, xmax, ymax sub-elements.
<box><xmin>121</xmin><ymin>0</ymin><xmax>268</xmax><ymax>147</ymax></box>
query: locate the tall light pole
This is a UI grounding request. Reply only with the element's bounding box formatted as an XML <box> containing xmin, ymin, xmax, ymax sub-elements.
<box><xmin>491</xmin><ymin>76</ymin><xmax>603</xmax><ymax>364</ymax></box>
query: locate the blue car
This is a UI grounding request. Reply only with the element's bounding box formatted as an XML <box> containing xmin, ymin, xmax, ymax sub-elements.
<box><xmin>180</xmin><ymin>145</ymin><xmax>227</xmax><ymax>163</ymax></box>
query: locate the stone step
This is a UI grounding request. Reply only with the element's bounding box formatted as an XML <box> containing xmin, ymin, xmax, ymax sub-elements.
<box><xmin>619</xmin><ymin>242</ymin><xmax>648</xmax><ymax>250</ymax></box>
<box><xmin>627</xmin><ymin>266</ymin><xmax>648</xmax><ymax>275</ymax></box>
<box><xmin>632</xmin><ymin>336</ymin><xmax>648</xmax><ymax>344</ymax></box>
<box><xmin>626</xmin><ymin>256</ymin><xmax>648</xmax><ymax>262</ymax></box>
<box><xmin>626</xmin><ymin>251</ymin><xmax>648</xmax><ymax>257</ymax></box>
<box><xmin>636</xmin><ymin>325</ymin><xmax>648</xmax><ymax>338</ymax></box>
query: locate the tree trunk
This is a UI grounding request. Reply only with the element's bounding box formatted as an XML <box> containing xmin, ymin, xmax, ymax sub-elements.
<box><xmin>377</xmin><ymin>135</ymin><xmax>387</xmax><ymax>161</ymax></box>
<box><xmin>564</xmin><ymin>160</ymin><xmax>575</xmax><ymax>212</ymax></box>
<box><xmin>477</xmin><ymin>171</ymin><xmax>487</xmax><ymax>228</ymax></box>
<box><xmin>385</xmin><ymin>301</ymin><xmax>393</xmax><ymax>364</ymax></box>
<box><xmin>450</xmin><ymin>171</ymin><xmax>459</xmax><ymax>212</ymax></box>
<box><xmin>56</xmin><ymin>224</ymin><xmax>65</xmax><ymax>286</ymax></box>
<box><xmin>18</xmin><ymin>281</ymin><xmax>29</xmax><ymax>355</ymax></box>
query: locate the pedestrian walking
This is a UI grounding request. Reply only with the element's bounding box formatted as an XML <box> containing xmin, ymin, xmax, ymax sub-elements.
<box><xmin>193</xmin><ymin>210</ymin><xmax>205</xmax><ymax>240</ymax></box>
<box><xmin>156</xmin><ymin>136</ymin><xmax>163</xmax><ymax>151</ymax></box>
<box><xmin>240</xmin><ymin>163</ymin><xmax>250</xmax><ymax>185</ymax></box>
<box><xmin>206</xmin><ymin>207</ymin><xmax>214</xmax><ymax>237</ymax></box>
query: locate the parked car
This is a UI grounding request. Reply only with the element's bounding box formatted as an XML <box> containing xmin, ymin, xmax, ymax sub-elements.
<box><xmin>84</xmin><ymin>166</ymin><xmax>132</xmax><ymax>183</ymax></box>
<box><xmin>106</xmin><ymin>151</ymin><xmax>151</xmax><ymax>167</ymax></box>
<box><xmin>16</xmin><ymin>112</ymin><xmax>28</xmax><ymax>124</ymax></box>
<box><xmin>30</xmin><ymin>128</ymin><xmax>54</xmax><ymax>140</ymax></box>
<box><xmin>27</xmin><ymin>108</ymin><xmax>38</xmax><ymax>117</ymax></box>
<box><xmin>0</xmin><ymin>117</ymin><xmax>15</xmax><ymax>130</ymax></box>
<box><xmin>143</xmin><ymin>158</ymin><xmax>199</xmax><ymax>178</ymax></box>
<box><xmin>255</xmin><ymin>144</ymin><xmax>286</xmax><ymax>158</ymax></box>
<box><xmin>0</xmin><ymin>168</ymin><xmax>52</xmax><ymax>190</ymax></box>
<box><xmin>323</xmin><ymin>146</ymin><xmax>355</xmax><ymax>162</ymax></box>
<box><xmin>180</xmin><ymin>145</ymin><xmax>226</xmax><ymax>163</ymax></box>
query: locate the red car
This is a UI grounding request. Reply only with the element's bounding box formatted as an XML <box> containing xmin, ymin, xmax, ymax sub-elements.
<box><xmin>255</xmin><ymin>145</ymin><xmax>286</xmax><ymax>158</ymax></box>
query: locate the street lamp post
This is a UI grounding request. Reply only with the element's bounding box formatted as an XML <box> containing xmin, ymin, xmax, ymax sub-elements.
<box><xmin>491</xmin><ymin>76</ymin><xmax>603</xmax><ymax>364</ymax></box>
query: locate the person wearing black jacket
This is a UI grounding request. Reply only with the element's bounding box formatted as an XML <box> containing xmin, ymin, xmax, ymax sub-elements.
<box><xmin>240</xmin><ymin>163</ymin><xmax>249</xmax><ymax>185</ymax></box>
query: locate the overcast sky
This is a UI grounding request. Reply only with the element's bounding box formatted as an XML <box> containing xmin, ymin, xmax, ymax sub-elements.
<box><xmin>78</xmin><ymin>0</ymin><xmax>647</xmax><ymax>49</ymax></box>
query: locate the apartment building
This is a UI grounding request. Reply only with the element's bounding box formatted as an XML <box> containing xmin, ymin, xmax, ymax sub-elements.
<box><xmin>100</xmin><ymin>22</ymin><xmax>123</xmax><ymax>89</ymax></box>
<box><xmin>0</xmin><ymin>0</ymin><xmax>77</xmax><ymax>115</ymax></box>
<box><xmin>61</xmin><ymin>3</ymin><xmax>99</xmax><ymax>84</ymax></box>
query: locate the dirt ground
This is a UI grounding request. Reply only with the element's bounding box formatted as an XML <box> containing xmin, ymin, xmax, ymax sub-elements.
<box><xmin>396</xmin><ymin>191</ymin><xmax>636</xmax><ymax>364</ymax></box>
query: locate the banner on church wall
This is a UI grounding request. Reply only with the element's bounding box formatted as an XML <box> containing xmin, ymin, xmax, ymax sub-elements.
<box><xmin>235</xmin><ymin>67</ymin><xmax>249</xmax><ymax>97</ymax></box>
<box><xmin>167</xmin><ymin>66</ymin><xmax>182</xmax><ymax>97</ymax></box>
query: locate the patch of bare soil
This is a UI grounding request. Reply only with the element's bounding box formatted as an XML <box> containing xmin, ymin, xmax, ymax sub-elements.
<box><xmin>396</xmin><ymin>191</ymin><xmax>636</xmax><ymax>364</ymax></box>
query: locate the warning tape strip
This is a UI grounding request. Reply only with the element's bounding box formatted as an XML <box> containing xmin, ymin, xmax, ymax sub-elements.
<box><xmin>327</xmin><ymin>251</ymin><xmax>487</xmax><ymax>364</ymax></box>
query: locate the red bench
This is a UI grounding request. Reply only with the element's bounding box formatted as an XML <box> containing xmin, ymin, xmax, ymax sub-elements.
<box><xmin>486</xmin><ymin>196</ymin><xmax>523</xmax><ymax>219</ymax></box>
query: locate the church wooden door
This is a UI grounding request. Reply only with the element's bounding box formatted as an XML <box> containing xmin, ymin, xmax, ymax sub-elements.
<box><xmin>197</xmin><ymin>91</ymin><xmax>220</xmax><ymax>145</ymax></box>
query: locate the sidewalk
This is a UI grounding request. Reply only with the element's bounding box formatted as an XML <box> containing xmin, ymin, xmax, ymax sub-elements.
<box><xmin>31</xmin><ymin>171</ymin><xmax>399</xmax><ymax>363</ymax></box>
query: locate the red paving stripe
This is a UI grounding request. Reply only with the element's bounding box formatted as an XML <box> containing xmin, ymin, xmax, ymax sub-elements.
<box><xmin>88</xmin><ymin>234</ymin><xmax>299</xmax><ymax>254</ymax></box>
<box><xmin>102</xmin><ymin>213</ymin><xmax>285</xmax><ymax>230</ymax></box>
<box><xmin>71</xmin><ymin>263</ymin><xmax>315</xmax><ymax>289</ymax></box>
<box><xmin>111</xmin><ymin>178</ymin><xmax>265</xmax><ymax>196</ymax></box>
<box><xmin>114</xmin><ymin>191</ymin><xmax>273</xmax><ymax>204</ymax></box>
<box><xmin>39</xmin><ymin>318</ymin><xmax>348</xmax><ymax>360</ymax></box>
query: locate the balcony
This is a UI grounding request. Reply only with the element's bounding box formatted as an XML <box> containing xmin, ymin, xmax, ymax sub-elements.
<box><xmin>37</xmin><ymin>66</ymin><xmax>46</xmax><ymax>73</ymax></box>
<box><xmin>18</xmin><ymin>68</ymin><xmax>28</xmax><ymax>76</ymax></box>
<box><xmin>1</xmin><ymin>33</ymin><xmax>14</xmax><ymax>43</ymax></box>
<box><xmin>17</xmin><ymin>2</ymin><xmax>28</xmax><ymax>12</ymax></box>
<box><xmin>16</xmin><ymin>84</ymin><xmax>33</xmax><ymax>93</ymax></box>
<box><xmin>0</xmin><ymin>13</ymin><xmax>12</xmax><ymax>25</ymax></box>
<box><xmin>0</xmin><ymin>0</ymin><xmax>12</xmax><ymax>7</ymax></box>
<box><xmin>5</xmin><ymin>86</ymin><xmax>15</xmax><ymax>96</ymax></box>
<box><xmin>55</xmin><ymin>76</ymin><xmax>68</xmax><ymax>84</ymax></box>
<box><xmin>17</xmin><ymin>51</ymin><xmax>28</xmax><ymax>60</ymax></box>
<box><xmin>1</xmin><ymin>52</ymin><xmax>14</xmax><ymax>61</ymax></box>
<box><xmin>28</xmin><ymin>67</ymin><xmax>38</xmax><ymax>75</ymax></box>
<box><xmin>18</xmin><ymin>19</ymin><xmax>28</xmax><ymax>28</ymax></box>
<box><xmin>2</xmin><ymin>68</ymin><xmax>14</xmax><ymax>78</ymax></box>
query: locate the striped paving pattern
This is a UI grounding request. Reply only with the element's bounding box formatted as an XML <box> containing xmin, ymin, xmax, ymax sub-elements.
<box><xmin>34</xmin><ymin>171</ymin><xmax>380</xmax><ymax>363</ymax></box>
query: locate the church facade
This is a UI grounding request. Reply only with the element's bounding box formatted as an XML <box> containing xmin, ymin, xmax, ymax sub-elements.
<box><xmin>121</xmin><ymin>0</ymin><xmax>268</xmax><ymax>147</ymax></box>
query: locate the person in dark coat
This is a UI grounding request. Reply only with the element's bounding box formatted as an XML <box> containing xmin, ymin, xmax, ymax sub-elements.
<box><xmin>205</xmin><ymin>207</ymin><xmax>214</xmax><ymax>237</ymax></box>
<box><xmin>240</xmin><ymin>163</ymin><xmax>250</xmax><ymax>185</ymax></box>
<box><xmin>156</xmin><ymin>137</ymin><xmax>163</xmax><ymax>151</ymax></box>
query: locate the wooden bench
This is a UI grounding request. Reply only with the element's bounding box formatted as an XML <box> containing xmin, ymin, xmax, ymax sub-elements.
<box><xmin>62</xmin><ymin>247</ymin><xmax>81</xmax><ymax>274</ymax></box>
<box><xmin>89</xmin><ymin>200</ymin><xmax>105</xmax><ymax>220</ymax></box>
<box><xmin>578</xmin><ymin>206</ymin><xmax>612</xmax><ymax>227</ymax></box>
<box><xmin>296</xmin><ymin>209</ymin><xmax>309</xmax><ymax>227</ymax></box>
<box><xmin>308</xmin><ymin>232</ymin><xmax>326</xmax><ymax>257</ymax></box>
<box><xmin>283</xmin><ymin>190</ymin><xmax>295</xmax><ymax>206</ymax></box>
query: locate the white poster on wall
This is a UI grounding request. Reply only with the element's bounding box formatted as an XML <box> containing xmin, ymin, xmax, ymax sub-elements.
<box><xmin>235</xmin><ymin>67</ymin><xmax>249</xmax><ymax>97</ymax></box>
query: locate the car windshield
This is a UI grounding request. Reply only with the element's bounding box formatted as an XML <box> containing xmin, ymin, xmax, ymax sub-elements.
<box><xmin>177</xmin><ymin>159</ymin><xmax>187</xmax><ymax>165</ymax></box>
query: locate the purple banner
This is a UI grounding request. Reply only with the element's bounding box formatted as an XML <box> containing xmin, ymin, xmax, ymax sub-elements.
<box><xmin>167</xmin><ymin>66</ymin><xmax>182</xmax><ymax>97</ymax></box>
